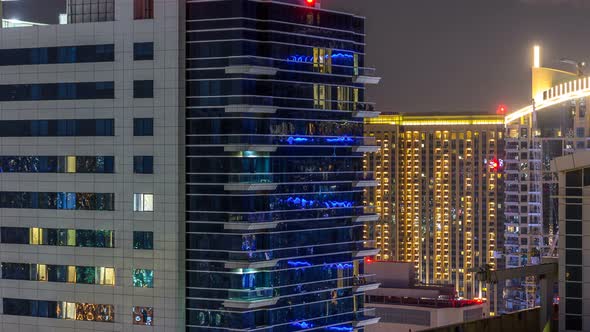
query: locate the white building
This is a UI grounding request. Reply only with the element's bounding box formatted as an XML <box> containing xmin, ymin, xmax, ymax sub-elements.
<box><xmin>0</xmin><ymin>0</ymin><xmax>185</xmax><ymax>330</ymax></box>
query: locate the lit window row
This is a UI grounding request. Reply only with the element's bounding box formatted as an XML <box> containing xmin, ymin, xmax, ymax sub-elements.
<box><xmin>1</xmin><ymin>227</ymin><xmax>153</xmax><ymax>250</ymax></box>
<box><xmin>0</xmin><ymin>156</ymin><xmax>114</xmax><ymax>173</ymax></box>
<box><xmin>2</xmin><ymin>298</ymin><xmax>155</xmax><ymax>325</ymax></box>
<box><xmin>1</xmin><ymin>263</ymin><xmax>115</xmax><ymax>285</ymax></box>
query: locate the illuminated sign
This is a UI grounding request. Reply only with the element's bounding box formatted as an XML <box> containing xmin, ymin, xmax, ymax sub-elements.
<box><xmin>485</xmin><ymin>158</ymin><xmax>504</xmax><ymax>171</ymax></box>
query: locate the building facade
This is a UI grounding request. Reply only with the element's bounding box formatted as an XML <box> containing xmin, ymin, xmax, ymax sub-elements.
<box><xmin>0</xmin><ymin>0</ymin><xmax>380</xmax><ymax>331</ymax></box>
<box><xmin>552</xmin><ymin>151</ymin><xmax>590</xmax><ymax>331</ymax></box>
<box><xmin>364</xmin><ymin>114</ymin><xmax>505</xmax><ymax>303</ymax></box>
<box><xmin>503</xmin><ymin>47</ymin><xmax>590</xmax><ymax>311</ymax></box>
<box><xmin>553</xmin><ymin>151</ymin><xmax>590</xmax><ymax>332</ymax></box>
<box><xmin>0</xmin><ymin>0</ymin><xmax>184</xmax><ymax>330</ymax></box>
<box><xmin>185</xmin><ymin>0</ymin><xmax>380</xmax><ymax>330</ymax></box>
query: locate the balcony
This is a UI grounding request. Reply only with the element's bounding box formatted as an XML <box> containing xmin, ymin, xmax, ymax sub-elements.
<box><xmin>352</xmin><ymin>103</ymin><xmax>381</xmax><ymax>118</ymax></box>
<box><xmin>352</xmin><ymin>274</ymin><xmax>381</xmax><ymax>293</ymax></box>
<box><xmin>353</xmin><ymin>137</ymin><xmax>380</xmax><ymax>153</ymax></box>
<box><xmin>225</xmin><ymin>65</ymin><xmax>278</xmax><ymax>76</ymax></box>
<box><xmin>224</xmin><ymin>221</ymin><xmax>279</xmax><ymax>231</ymax></box>
<box><xmin>352</xmin><ymin>308</ymin><xmax>381</xmax><ymax>327</ymax></box>
<box><xmin>224</xmin><ymin>259</ymin><xmax>280</xmax><ymax>269</ymax></box>
<box><xmin>224</xmin><ymin>183</ymin><xmax>278</xmax><ymax>191</ymax></box>
<box><xmin>353</xmin><ymin>180</ymin><xmax>378</xmax><ymax>187</ymax></box>
<box><xmin>353</xmin><ymin>248</ymin><xmax>380</xmax><ymax>258</ymax></box>
<box><xmin>225</xmin><ymin>105</ymin><xmax>277</xmax><ymax>114</ymax></box>
<box><xmin>223</xmin><ymin>288</ymin><xmax>278</xmax><ymax>309</ymax></box>
<box><xmin>353</xmin><ymin>68</ymin><xmax>381</xmax><ymax>85</ymax></box>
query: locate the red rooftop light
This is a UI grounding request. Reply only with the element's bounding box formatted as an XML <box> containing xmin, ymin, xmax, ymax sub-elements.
<box><xmin>306</xmin><ymin>0</ymin><xmax>316</xmax><ymax>5</ymax></box>
<box><xmin>497</xmin><ymin>104</ymin><xmax>507</xmax><ymax>115</ymax></box>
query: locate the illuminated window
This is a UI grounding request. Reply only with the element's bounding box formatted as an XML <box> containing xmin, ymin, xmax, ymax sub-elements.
<box><xmin>133</xmin><ymin>306</ymin><xmax>154</xmax><ymax>326</ymax></box>
<box><xmin>133</xmin><ymin>269</ymin><xmax>154</xmax><ymax>288</ymax></box>
<box><xmin>133</xmin><ymin>193</ymin><xmax>154</xmax><ymax>212</ymax></box>
<box><xmin>67</xmin><ymin>266</ymin><xmax>77</xmax><ymax>283</ymax></box>
<box><xmin>96</xmin><ymin>267</ymin><xmax>115</xmax><ymax>285</ymax></box>
<box><xmin>66</xmin><ymin>156</ymin><xmax>77</xmax><ymax>173</ymax></box>
<box><xmin>30</xmin><ymin>227</ymin><xmax>42</xmax><ymax>244</ymax></box>
<box><xmin>3</xmin><ymin>299</ymin><xmax>113</xmax><ymax>322</ymax></box>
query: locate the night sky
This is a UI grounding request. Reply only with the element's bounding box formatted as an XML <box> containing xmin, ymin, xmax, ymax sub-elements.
<box><xmin>5</xmin><ymin>0</ymin><xmax>590</xmax><ymax>113</ymax></box>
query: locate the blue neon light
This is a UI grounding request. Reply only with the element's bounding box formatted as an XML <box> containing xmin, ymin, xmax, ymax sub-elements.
<box><xmin>287</xmin><ymin>53</ymin><xmax>354</xmax><ymax>63</ymax></box>
<box><xmin>324</xmin><ymin>201</ymin><xmax>354</xmax><ymax>208</ymax></box>
<box><xmin>291</xmin><ymin>321</ymin><xmax>314</xmax><ymax>329</ymax></box>
<box><xmin>326</xmin><ymin>136</ymin><xmax>354</xmax><ymax>143</ymax></box>
<box><xmin>325</xmin><ymin>263</ymin><xmax>353</xmax><ymax>270</ymax></box>
<box><xmin>282</xmin><ymin>197</ymin><xmax>353</xmax><ymax>209</ymax></box>
<box><xmin>286</xmin><ymin>196</ymin><xmax>316</xmax><ymax>208</ymax></box>
<box><xmin>287</xmin><ymin>136</ymin><xmax>310</xmax><ymax>144</ymax></box>
<box><xmin>288</xmin><ymin>261</ymin><xmax>312</xmax><ymax>268</ymax></box>
<box><xmin>326</xmin><ymin>326</ymin><xmax>354</xmax><ymax>332</ymax></box>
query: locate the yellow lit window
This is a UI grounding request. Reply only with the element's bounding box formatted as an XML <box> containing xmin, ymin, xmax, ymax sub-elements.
<box><xmin>66</xmin><ymin>156</ymin><xmax>77</xmax><ymax>173</ymax></box>
<box><xmin>37</xmin><ymin>264</ymin><xmax>48</xmax><ymax>281</ymax></box>
<box><xmin>96</xmin><ymin>267</ymin><xmax>115</xmax><ymax>285</ymax></box>
<box><xmin>68</xmin><ymin>266</ymin><xmax>77</xmax><ymax>283</ymax></box>
<box><xmin>67</xmin><ymin>229</ymin><xmax>76</xmax><ymax>246</ymax></box>
<box><xmin>30</xmin><ymin>227</ymin><xmax>42</xmax><ymax>245</ymax></box>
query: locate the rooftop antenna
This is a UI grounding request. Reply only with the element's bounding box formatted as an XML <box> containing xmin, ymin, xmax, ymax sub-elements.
<box><xmin>560</xmin><ymin>58</ymin><xmax>587</xmax><ymax>77</ymax></box>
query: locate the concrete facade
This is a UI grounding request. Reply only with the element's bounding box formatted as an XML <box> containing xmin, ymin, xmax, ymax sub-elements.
<box><xmin>0</xmin><ymin>0</ymin><xmax>185</xmax><ymax>330</ymax></box>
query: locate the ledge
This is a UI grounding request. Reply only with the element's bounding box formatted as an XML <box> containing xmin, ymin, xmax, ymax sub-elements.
<box><xmin>353</xmin><ymin>75</ymin><xmax>381</xmax><ymax>84</ymax></box>
<box><xmin>225</xmin><ymin>259</ymin><xmax>280</xmax><ymax>269</ymax></box>
<box><xmin>223</xmin><ymin>297</ymin><xmax>279</xmax><ymax>309</ymax></box>
<box><xmin>224</xmin><ymin>183</ymin><xmax>278</xmax><ymax>191</ymax></box>
<box><xmin>225</xmin><ymin>65</ymin><xmax>278</xmax><ymax>76</ymax></box>
<box><xmin>225</xmin><ymin>105</ymin><xmax>277</xmax><ymax>114</ymax></box>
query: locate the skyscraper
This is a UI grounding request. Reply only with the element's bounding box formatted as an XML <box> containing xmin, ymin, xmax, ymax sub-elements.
<box><xmin>503</xmin><ymin>46</ymin><xmax>590</xmax><ymax>311</ymax></box>
<box><xmin>0</xmin><ymin>0</ymin><xmax>380</xmax><ymax>330</ymax></box>
<box><xmin>364</xmin><ymin>114</ymin><xmax>505</xmax><ymax>308</ymax></box>
<box><xmin>185</xmin><ymin>0</ymin><xmax>380</xmax><ymax>330</ymax></box>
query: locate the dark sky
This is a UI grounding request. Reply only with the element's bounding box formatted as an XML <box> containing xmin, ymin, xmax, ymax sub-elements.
<box><xmin>5</xmin><ymin>0</ymin><xmax>590</xmax><ymax>113</ymax></box>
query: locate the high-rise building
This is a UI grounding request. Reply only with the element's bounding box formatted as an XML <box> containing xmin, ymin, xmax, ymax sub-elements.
<box><xmin>503</xmin><ymin>46</ymin><xmax>590</xmax><ymax>311</ymax></box>
<box><xmin>364</xmin><ymin>114</ymin><xmax>505</xmax><ymax>306</ymax></box>
<box><xmin>0</xmin><ymin>0</ymin><xmax>381</xmax><ymax>330</ymax></box>
<box><xmin>186</xmin><ymin>0</ymin><xmax>381</xmax><ymax>330</ymax></box>
<box><xmin>0</xmin><ymin>0</ymin><xmax>184</xmax><ymax>330</ymax></box>
<box><xmin>553</xmin><ymin>151</ymin><xmax>590</xmax><ymax>332</ymax></box>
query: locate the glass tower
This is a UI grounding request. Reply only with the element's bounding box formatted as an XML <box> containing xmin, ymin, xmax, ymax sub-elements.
<box><xmin>185</xmin><ymin>0</ymin><xmax>380</xmax><ymax>330</ymax></box>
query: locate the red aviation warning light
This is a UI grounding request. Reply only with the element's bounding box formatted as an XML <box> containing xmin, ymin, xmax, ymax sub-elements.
<box><xmin>496</xmin><ymin>104</ymin><xmax>507</xmax><ymax>115</ymax></box>
<box><xmin>305</xmin><ymin>0</ymin><xmax>316</xmax><ymax>6</ymax></box>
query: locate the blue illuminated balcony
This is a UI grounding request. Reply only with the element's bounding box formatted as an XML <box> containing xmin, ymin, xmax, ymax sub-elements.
<box><xmin>220</xmin><ymin>242</ymin><xmax>370</xmax><ymax>269</ymax></box>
